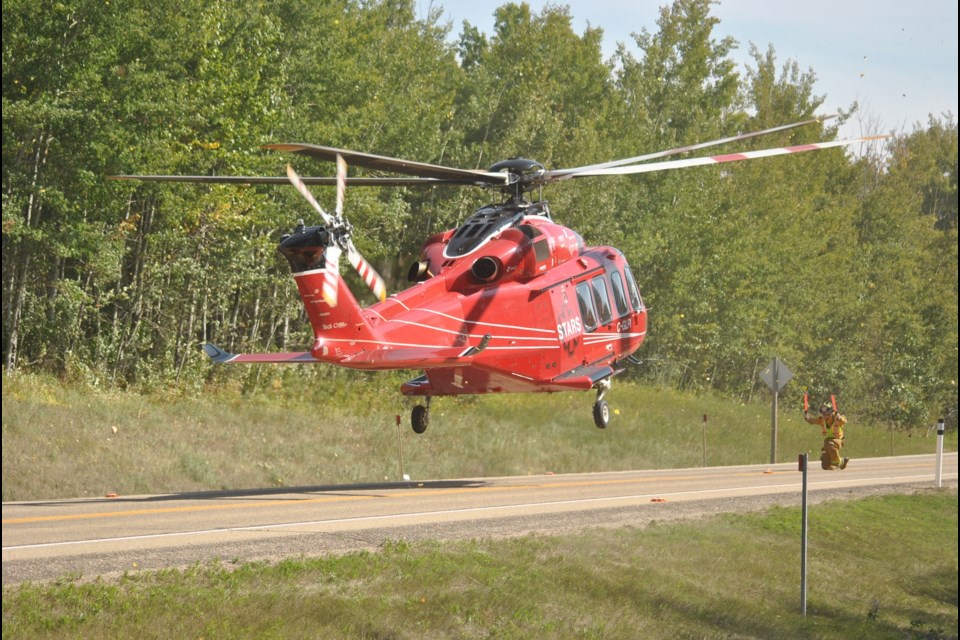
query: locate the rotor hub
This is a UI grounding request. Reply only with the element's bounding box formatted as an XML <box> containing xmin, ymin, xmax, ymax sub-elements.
<box><xmin>487</xmin><ymin>158</ymin><xmax>546</xmax><ymax>197</ymax></box>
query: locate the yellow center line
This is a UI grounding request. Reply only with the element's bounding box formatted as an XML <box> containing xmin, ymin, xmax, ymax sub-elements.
<box><xmin>2</xmin><ymin>474</ymin><xmax>707</xmax><ymax>524</ymax></box>
<box><xmin>2</xmin><ymin>494</ymin><xmax>379</xmax><ymax>525</ymax></box>
<box><xmin>2</xmin><ymin>461</ymin><xmax>945</xmax><ymax>525</ymax></box>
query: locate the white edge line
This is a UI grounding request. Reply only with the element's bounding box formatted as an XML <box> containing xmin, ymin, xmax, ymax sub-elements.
<box><xmin>5</xmin><ymin>473</ymin><xmax>951</xmax><ymax>552</ymax></box>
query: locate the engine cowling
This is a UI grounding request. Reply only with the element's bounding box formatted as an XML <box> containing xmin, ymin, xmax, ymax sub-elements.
<box><xmin>278</xmin><ymin>223</ymin><xmax>330</xmax><ymax>273</ymax></box>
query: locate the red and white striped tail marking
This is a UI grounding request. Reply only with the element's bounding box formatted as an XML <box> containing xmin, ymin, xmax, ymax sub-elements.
<box><xmin>347</xmin><ymin>249</ymin><xmax>387</xmax><ymax>302</ymax></box>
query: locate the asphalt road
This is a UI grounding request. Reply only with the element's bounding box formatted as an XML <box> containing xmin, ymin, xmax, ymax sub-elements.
<box><xmin>3</xmin><ymin>453</ymin><xmax>956</xmax><ymax>585</ymax></box>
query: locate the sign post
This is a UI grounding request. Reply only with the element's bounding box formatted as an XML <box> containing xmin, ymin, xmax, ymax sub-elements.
<box><xmin>702</xmin><ymin>414</ymin><xmax>708</xmax><ymax>467</ymax></box>
<box><xmin>395</xmin><ymin>415</ymin><xmax>410</xmax><ymax>482</ymax></box>
<box><xmin>760</xmin><ymin>357</ymin><xmax>793</xmax><ymax>464</ymax></box>
<box><xmin>799</xmin><ymin>453</ymin><xmax>809</xmax><ymax>616</ymax></box>
<box><xmin>935</xmin><ymin>418</ymin><xmax>945</xmax><ymax>488</ymax></box>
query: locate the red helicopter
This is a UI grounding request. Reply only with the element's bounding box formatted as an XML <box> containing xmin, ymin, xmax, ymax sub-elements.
<box><xmin>114</xmin><ymin>117</ymin><xmax>884</xmax><ymax>432</ymax></box>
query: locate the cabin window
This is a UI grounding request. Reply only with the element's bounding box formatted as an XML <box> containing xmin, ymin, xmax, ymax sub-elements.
<box><xmin>575</xmin><ymin>281</ymin><xmax>598</xmax><ymax>332</ymax></box>
<box><xmin>611</xmin><ymin>271</ymin><xmax>629</xmax><ymax>317</ymax></box>
<box><xmin>591</xmin><ymin>276</ymin><xmax>613</xmax><ymax>325</ymax></box>
<box><xmin>624</xmin><ymin>265</ymin><xmax>643</xmax><ymax>311</ymax></box>
<box><xmin>520</xmin><ymin>224</ymin><xmax>550</xmax><ymax>262</ymax></box>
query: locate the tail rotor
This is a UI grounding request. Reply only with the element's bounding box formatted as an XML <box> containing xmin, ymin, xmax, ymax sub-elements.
<box><xmin>285</xmin><ymin>157</ymin><xmax>387</xmax><ymax>306</ymax></box>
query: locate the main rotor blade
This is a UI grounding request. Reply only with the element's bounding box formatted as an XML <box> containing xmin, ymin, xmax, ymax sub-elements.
<box><xmin>335</xmin><ymin>155</ymin><xmax>346</xmax><ymax>218</ymax></box>
<box><xmin>547</xmin><ymin>115</ymin><xmax>839</xmax><ymax>178</ymax></box>
<box><xmin>566</xmin><ymin>135</ymin><xmax>889</xmax><ymax>177</ymax></box>
<box><xmin>265</xmin><ymin>143</ymin><xmax>509</xmax><ymax>186</ymax></box>
<box><xmin>286</xmin><ymin>164</ymin><xmax>334</xmax><ymax>226</ymax></box>
<box><xmin>108</xmin><ymin>175</ymin><xmax>473</xmax><ymax>186</ymax></box>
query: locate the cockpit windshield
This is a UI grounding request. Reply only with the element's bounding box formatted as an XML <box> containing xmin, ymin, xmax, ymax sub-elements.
<box><xmin>624</xmin><ymin>265</ymin><xmax>643</xmax><ymax>311</ymax></box>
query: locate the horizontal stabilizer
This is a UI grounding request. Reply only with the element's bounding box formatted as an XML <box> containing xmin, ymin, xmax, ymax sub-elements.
<box><xmin>338</xmin><ymin>347</ymin><xmax>473</xmax><ymax>370</ymax></box>
<box><xmin>202</xmin><ymin>343</ymin><xmax>319</xmax><ymax>364</ymax></box>
<box><xmin>338</xmin><ymin>334</ymin><xmax>491</xmax><ymax>370</ymax></box>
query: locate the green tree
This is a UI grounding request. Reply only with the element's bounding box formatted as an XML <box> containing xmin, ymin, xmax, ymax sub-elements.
<box><xmin>2</xmin><ymin>0</ymin><xmax>955</xmax><ymax>433</ymax></box>
<box><xmin>853</xmin><ymin>117</ymin><xmax>958</xmax><ymax>427</ymax></box>
<box><xmin>3</xmin><ymin>0</ymin><xmax>130</xmax><ymax>374</ymax></box>
<box><xmin>606</xmin><ymin>0</ymin><xmax>741</xmax><ymax>388</ymax></box>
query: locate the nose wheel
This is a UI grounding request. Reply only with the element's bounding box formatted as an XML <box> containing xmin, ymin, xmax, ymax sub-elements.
<box><xmin>411</xmin><ymin>397</ymin><xmax>431</xmax><ymax>434</ymax></box>
<box><xmin>593</xmin><ymin>379</ymin><xmax>612</xmax><ymax>429</ymax></box>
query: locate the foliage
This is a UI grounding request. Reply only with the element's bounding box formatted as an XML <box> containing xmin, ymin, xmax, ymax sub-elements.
<box><xmin>3</xmin><ymin>0</ymin><xmax>957</xmax><ymax>430</ymax></box>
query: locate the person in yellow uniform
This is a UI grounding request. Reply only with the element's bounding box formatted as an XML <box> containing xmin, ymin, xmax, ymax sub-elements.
<box><xmin>805</xmin><ymin>402</ymin><xmax>849</xmax><ymax>470</ymax></box>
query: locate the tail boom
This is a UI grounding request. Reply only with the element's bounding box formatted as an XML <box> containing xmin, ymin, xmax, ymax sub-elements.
<box><xmin>294</xmin><ymin>268</ymin><xmax>382</xmax><ymax>362</ymax></box>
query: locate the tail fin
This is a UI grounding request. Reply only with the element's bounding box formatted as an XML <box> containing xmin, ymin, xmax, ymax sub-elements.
<box><xmin>293</xmin><ymin>268</ymin><xmax>378</xmax><ymax>360</ymax></box>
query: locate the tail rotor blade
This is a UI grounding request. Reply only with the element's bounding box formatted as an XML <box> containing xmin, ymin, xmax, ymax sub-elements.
<box><xmin>286</xmin><ymin>164</ymin><xmax>334</xmax><ymax>226</ymax></box>
<box><xmin>346</xmin><ymin>244</ymin><xmax>387</xmax><ymax>303</ymax></box>
<box><xmin>289</xmin><ymin>154</ymin><xmax>385</xmax><ymax>304</ymax></box>
<box><xmin>322</xmin><ymin>245</ymin><xmax>342</xmax><ymax>307</ymax></box>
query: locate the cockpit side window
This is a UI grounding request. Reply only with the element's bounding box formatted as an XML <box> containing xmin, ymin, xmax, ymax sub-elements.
<box><xmin>575</xmin><ymin>281</ymin><xmax>598</xmax><ymax>332</ymax></box>
<box><xmin>610</xmin><ymin>271</ymin><xmax>629</xmax><ymax>317</ymax></box>
<box><xmin>624</xmin><ymin>265</ymin><xmax>643</xmax><ymax>311</ymax></box>
<box><xmin>591</xmin><ymin>276</ymin><xmax>613</xmax><ymax>325</ymax></box>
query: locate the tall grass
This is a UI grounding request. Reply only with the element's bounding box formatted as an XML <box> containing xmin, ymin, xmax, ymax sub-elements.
<box><xmin>3</xmin><ymin>491</ymin><xmax>956</xmax><ymax>639</ymax></box>
<box><xmin>3</xmin><ymin>370</ymin><xmax>955</xmax><ymax>501</ymax></box>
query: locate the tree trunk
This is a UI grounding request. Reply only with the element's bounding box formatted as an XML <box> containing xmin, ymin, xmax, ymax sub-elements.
<box><xmin>4</xmin><ymin>131</ymin><xmax>51</xmax><ymax>372</ymax></box>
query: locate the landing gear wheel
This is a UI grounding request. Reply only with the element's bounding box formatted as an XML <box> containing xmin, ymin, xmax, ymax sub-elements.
<box><xmin>593</xmin><ymin>399</ymin><xmax>610</xmax><ymax>429</ymax></box>
<box><xmin>592</xmin><ymin>378</ymin><xmax>612</xmax><ymax>429</ymax></box>
<box><xmin>411</xmin><ymin>404</ymin><xmax>429</xmax><ymax>434</ymax></box>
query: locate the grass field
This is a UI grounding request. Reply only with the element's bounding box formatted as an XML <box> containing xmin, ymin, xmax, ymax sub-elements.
<box><xmin>2</xmin><ymin>370</ymin><xmax>955</xmax><ymax>501</ymax></box>
<box><xmin>2</xmin><ymin>491</ymin><xmax>956</xmax><ymax>639</ymax></box>
<box><xmin>3</xmin><ymin>372</ymin><xmax>957</xmax><ymax>638</ymax></box>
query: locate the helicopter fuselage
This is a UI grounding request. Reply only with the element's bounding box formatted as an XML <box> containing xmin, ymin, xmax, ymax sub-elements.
<box><xmin>281</xmin><ymin>203</ymin><xmax>647</xmax><ymax>397</ymax></box>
